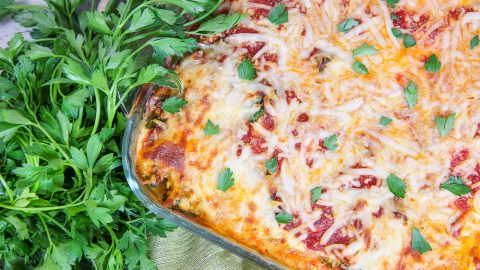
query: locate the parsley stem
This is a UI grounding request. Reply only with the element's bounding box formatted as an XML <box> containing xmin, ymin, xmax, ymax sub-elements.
<box><xmin>9</xmin><ymin>5</ymin><xmax>49</xmax><ymax>11</ymax></box>
<box><xmin>38</xmin><ymin>212</ymin><xmax>72</xmax><ymax>237</ymax></box>
<box><xmin>122</xmin><ymin>29</ymin><xmax>170</xmax><ymax>46</ymax></box>
<box><xmin>0</xmin><ymin>201</ymin><xmax>84</xmax><ymax>213</ymax></box>
<box><xmin>91</xmin><ymin>87</ymin><xmax>101</xmax><ymax>136</ymax></box>
<box><xmin>184</xmin><ymin>0</ymin><xmax>223</xmax><ymax>26</ymax></box>
<box><xmin>33</xmin><ymin>124</ymin><xmax>69</xmax><ymax>159</ymax></box>
<box><xmin>38</xmin><ymin>213</ymin><xmax>53</xmax><ymax>247</ymax></box>
<box><xmin>0</xmin><ymin>173</ymin><xmax>14</xmax><ymax>204</ymax></box>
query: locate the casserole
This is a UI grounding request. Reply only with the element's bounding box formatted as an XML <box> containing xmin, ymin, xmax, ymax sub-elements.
<box><xmin>124</xmin><ymin>0</ymin><xmax>480</xmax><ymax>269</ymax></box>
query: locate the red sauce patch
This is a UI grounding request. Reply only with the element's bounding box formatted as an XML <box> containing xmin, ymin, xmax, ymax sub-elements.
<box><xmin>318</xmin><ymin>139</ymin><xmax>328</xmax><ymax>152</ymax></box>
<box><xmin>261</xmin><ymin>53</ymin><xmax>278</xmax><ymax>63</ymax></box>
<box><xmin>291</xmin><ymin>129</ymin><xmax>299</xmax><ymax>136</ymax></box>
<box><xmin>249</xmin><ymin>7</ymin><xmax>270</xmax><ymax>19</ymax></box>
<box><xmin>325</xmin><ymin>228</ymin><xmax>354</xmax><ymax>246</ymax></box>
<box><xmin>353</xmin><ymin>175</ymin><xmax>378</xmax><ymax>189</ymax></box>
<box><xmin>295</xmin><ymin>142</ymin><xmax>301</xmax><ymax>149</ymax></box>
<box><xmin>143</xmin><ymin>142</ymin><xmax>185</xmax><ymax>171</ymax></box>
<box><xmin>450</xmin><ymin>149</ymin><xmax>469</xmax><ymax>170</ymax></box>
<box><xmin>236</xmin><ymin>144</ymin><xmax>243</xmax><ymax>157</ymax></box>
<box><xmin>249</xmin><ymin>0</ymin><xmax>278</xmax><ymax>5</ymax></box>
<box><xmin>229</xmin><ymin>26</ymin><xmax>259</xmax><ymax>35</ymax></box>
<box><xmin>392</xmin><ymin>10</ymin><xmax>429</xmax><ymax>32</ymax></box>
<box><xmin>270</xmin><ymin>186</ymin><xmax>283</xmax><ymax>202</ymax></box>
<box><xmin>260</xmin><ymin>112</ymin><xmax>275</xmax><ymax>131</ymax></box>
<box><xmin>284</xmin><ymin>217</ymin><xmax>302</xmax><ymax>231</ymax></box>
<box><xmin>454</xmin><ymin>196</ymin><xmax>470</xmax><ymax>213</ymax></box>
<box><xmin>304</xmin><ymin>206</ymin><xmax>334</xmax><ymax>251</ymax></box>
<box><xmin>272</xmin><ymin>149</ymin><xmax>285</xmax><ymax>172</ymax></box>
<box><xmin>297</xmin><ymin>113</ymin><xmax>309</xmax><ymax>122</ymax></box>
<box><xmin>424</xmin><ymin>25</ymin><xmax>446</xmax><ymax>45</ymax></box>
<box><xmin>373</xmin><ymin>207</ymin><xmax>384</xmax><ymax>218</ymax></box>
<box><xmin>286</xmin><ymin>90</ymin><xmax>301</xmax><ymax>104</ymax></box>
<box><xmin>242</xmin><ymin>124</ymin><xmax>267</xmax><ymax>154</ymax></box>
<box><xmin>242</xmin><ymin>42</ymin><xmax>266</xmax><ymax>58</ymax></box>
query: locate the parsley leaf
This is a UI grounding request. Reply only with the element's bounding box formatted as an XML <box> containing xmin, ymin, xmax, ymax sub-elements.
<box><xmin>162</xmin><ymin>96</ymin><xmax>188</xmax><ymax>113</ymax></box>
<box><xmin>404</xmin><ymin>80</ymin><xmax>418</xmax><ymax>108</ymax></box>
<box><xmin>425</xmin><ymin>54</ymin><xmax>441</xmax><ymax>72</ymax></box>
<box><xmin>379</xmin><ymin>116</ymin><xmax>392</xmax><ymax>126</ymax></box>
<box><xmin>386</xmin><ymin>173</ymin><xmax>407</xmax><ymax>198</ymax></box>
<box><xmin>275</xmin><ymin>212</ymin><xmax>294</xmax><ymax>224</ymax></box>
<box><xmin>352</xmin><ymin>60</ymin><xmax>369</xmax><ymax>75</ymax></box>
<box><xmin>386</xmin><ymin>0</ymin><xmax>399</xmax><ymax>8</ymax></box>
<box><xmin>323</xmin><ymin>134</ymin><xmax>338</xmax><ymax>151</ymax></box>
<box><xmin>471</xmin><ymin>35</ymin><xmax>479</xmax><ymax>50</ymax></box>
<box><xmin>412</xmin><ymin>227</ymin><xmax>432</xmax><ymax>255</ymax></box>
<box><xmin>204</xmin><ymin>119</ymin><xmax>220</xmax><ymax>135</ymax></box>
<box><xmin>268</xmin><ymin>4</ymin><xmax>288</xmax><ymax>25</ymax></box>
<box><xmin>391</xmin><ymin>14</ymin><xmax>399</xmax><ymax>21</ymax></box>
<box><xmin>403</xmin><ymin>34</ymin><xmax>417</xmax><ymax>48</ymax></box>
<box><xmin>217</xmin><ymin>168</ymin><xmax>235</xmax><ymax>191</ymax></box>
<box><xmin>238</xmin><ymin>59</ymin><xmax>256</xmax><ymax>80</ymax></box>
<box><xmin>193</xmin><ymin>13</ymin><xmax>247</xmax><ymax>35</ymax></box>
<box><xmin>338</xmin><ymin>18</ymin><xmax>359</xmax><ymax>33</ymax></box>
<box><xmin>435</xmin><ymin>113</ymin><xmax>456</xmax><ymax>137</ymax></box>
<box><xmin>440</xmin><ymin>176</ymin><xmax>471</xmax><ymax>196</ymax></box>
<box><xmin>311</xmin><ymin>186</ymin><xmax>322</xmax><ymax>203</ymax></box>
<box><xmin>250</xmin><ymin>105</ymin><xmax>264</xmax><ymax>123</ymax></box>
<box><xmin>352</xmin><ymin>44</ymin><xmax>378</xmax><ymax>57</ymax></box>
<box><xmin>391</xmin><ymin>28</ymin><xmax>403</xmax><ymax>38</ymax></box>
<box><xmin>266</xmin><ymin>157</ymin><xmax>278</xmax><ymax>174</ymax></box>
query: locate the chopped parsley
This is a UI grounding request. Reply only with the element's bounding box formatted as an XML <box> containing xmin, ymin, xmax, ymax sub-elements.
<box><xmin>379</xmin><ymin>116</ymin><xmax>393</xmax><ymax>126</ymax></box>
<box><xmin>352</xmin><ymin>44</ymin><xmax>378</xmax><ymax>57</ymax></box>
<box><xmin>311</xmin><ymin>187</ymin><xmax>322</xmax><ymax>203</ymax></box>
<box><xmin>238</xmin><ymin>59</ymin><xmax>256</xmax><ymax>80</ymax></box>
<box><xmin>162</xmin><ymin>96</ymin><xmax>188</xmax><ymax>113</ymax></box>
<box><xmin>386</xmin><ymin>173</ymin><xmax>407</xmax><ymax>198</ymax></box>
<box><xmin>425</xmin><ymin>54</ymin><xmax>441</xmax><ymax>72</ymax></box>
<box><xmin>352</xmin><ymin>60</ymin><xmax>369</xmax><ymax>75</ymax></box>
<box><xmin>275</xmin><ymin>212</ymin><xmax>294</xmax><ymax>224</ymax></box>
<box><xmin>391</xmin><ymin>14</ymin><xmax>399</xmax><ymax>21</ymax></box>
<box><xmin>412</xmin><ymin>227</ymin><xmax>432</xmax><ymax>255</ymax></box>
<box><xmin>471</xmin><ymin>35</ymin><xmax>479</xmax><ymax>50</ymax></box>
<box><xmin>386</xmin><ymin>0</ymin><xmax>399</xmax><ymax>8</ymax></box>
<box><xmin>250</xmin><ymin>105</ymin><xmax>265</xmax><ymax>123</ymax></box>
<box><xmin>217</xmin><ymin>168</ymin><xmax>235</xmax><ymax>191</ymax></box>
<box><xmin>403</xmin><ymin>34</ymin><xmax>417</xmax><ymax>48</ymax></box>
<box><xmin>440</xmin><ymin>176</ymin><xmax>471</xmax><ymax>196</ymax></box>
<box><xmin>391</xmin><ymin>28</ymin><xmax>403</xmax><ymax>38</ymax></box>
<box><xmin>404</xmin><ymin>80</ymin><xmax>418</xmax><ymax>108</ymax></box>
<box><xmin>435</xmin><ymin>113</ymin><xmax>455</xmax><ymax>137</ymax></box>
<box><xmin>204</xmin><ymin>119</ymin><xmax>220</xmax><ymax>136</ymax></box>
<box><xmin>268</xmin><ymin>3</ymin><xmax>289</xmax><ymax>25</ymax></box>
<box><xmin>323</xmin><ymin>134</ymin><xmax>338</xmax><ymax>151</ymax></box>
<box><xmin>338</xmin><ymin>18</ymin><xmax>359</xmax><ymax>33</ymax></box>
<box><xmin>266</xmin><ymin>157</ymin><xmax>278</xmax><ymax>174</ymax></box>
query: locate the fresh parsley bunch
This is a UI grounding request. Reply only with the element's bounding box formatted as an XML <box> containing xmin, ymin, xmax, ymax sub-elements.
<box><xmin>0</xmin><ymin>0</ymin><xmax>244</xmax><ymax>269</ymax></box>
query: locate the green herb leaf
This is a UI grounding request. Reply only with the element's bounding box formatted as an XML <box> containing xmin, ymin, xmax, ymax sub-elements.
<box><xmin>250</xmin><ymin>105</ymin><xmax>264</xmax><ymax>123</ymax></box>
<box><xmin>352</xmin><ymin>44</ymin><xmax>378</xmax><ymax>57</ymax></box>
<box><xmin>275</xmin><ymin>212</ymin><xmax>294</xmax><ymax>224</ymax></box>
<box><xmin>194</xmin><ymin>13</ymin><xmax>247</xmax><ymax>35</ymax></box>
<box><xmin>162</xmin><ymin>96</ymin><xmax>188</xmax><ymax>113</ymax></box>
<box><xmin>386</xmin><ymin>0</ymin><xmax>399</xmax><ymax>8</ymax></box>
<box><xmin>403</xmin><ymin>34</ymin><xmax>417</xmax><ymax>48</ymax></box>
<box><xmin>217</xmin><ymin>168</ymin><xmax>235</xmax><ymax>191</ymax></box>
<box><xmin>404</xmin><ymin>80</ymin><xmax>418</xmax><ymax>108</ymax></box>
<box><xmin>338</xmin><ymin>18</ymin><xmax>359</xmax><ymax>33</ymax></box>
<box><xmin>238</xmin><ymin>59</ymin><xmax>256</xmax><ymax>80</ymax></box>
<box><xmin>386</xmin><ymin>173</ymin><xmax>407</xmax><ymax>198</ymax></box>
<box><xmin>379</xmin><ymin>116</ymin><xmax>392</xmax><ymax>126</ymax></box>
<box><xmin>391</xmin><ymin>14</ymin><xmax>399</xmax><ymax>21</ymax></box>
<box><xmin>440</xmin><ymin>176</ymin><xmax>471</xmax><ymax>196</ymax></box>
<box><xmin>204</xmin><ymin>119</ymin><xmax>220</xmax><ymax>136</ymax></box>
<box><xmin>391</xmin><ymin>28</ymin><xmax>403</xmax><ymax>38</ymax></box>
<box><xmin>470</xmin><ymin>35</ymin><xmax>479</xmax><ymax>50</ymax></box>
<box><xmin>85</xmin><ymin>200</ymin><xmax>113</xmax><ymax>227</ymax></box>
<box><xmin>425</xmin><ymin>54</ymin><xmax>441</xmax><ymax>72</ymax></box>
<box><xmin>311</xmin><ymin>186</ymin><xmax>322</xmax><ymax>203</ymax></box>
<box><xmin>86</xmin><ymin>11</ymin><xmax>111</xmax><ymax>35</ymax></box>
<box><xmin>435</xmin><ymin>113</ymin><xmax>456</xmax><ymax>137</ymax></box>
<box><xmin>352</xmin><ymin>60</ymin><xmax>369</xmax><ymax>75</ymax></box>
<box><xmin>266</xmin><ymin>157</ymin><xmax>278</xmax><ymax>174</ymax></box>
<box><xmin>412</xmin><ymin>227</ymin><xmax>432</xmax><ymax>255</ymax></box>
<box><xmin>323</xmin><ymin>134</ymin><xmax>338</xmax><ymax>151</ymax></box>
<box><xmin>86</xmin><ymin>134</ymin><xmax>102</xmax><ymax>168</ymax></box>
<box><xmin>268</xmin><ymin>4</ymin><xmax>288</xmax><ymax>25</ymax></box>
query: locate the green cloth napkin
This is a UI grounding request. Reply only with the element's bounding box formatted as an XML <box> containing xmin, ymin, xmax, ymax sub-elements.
<box><xmin>149</xmin><ymin>227</ymin><xmax>266</xmax><ymax>270</ymax></box>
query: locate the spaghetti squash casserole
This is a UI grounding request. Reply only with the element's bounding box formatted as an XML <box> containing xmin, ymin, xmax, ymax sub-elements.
<box><xmin>134</xmin><ymin>0</ymin><xmax>480</xmax><ymax>269</ymax></box>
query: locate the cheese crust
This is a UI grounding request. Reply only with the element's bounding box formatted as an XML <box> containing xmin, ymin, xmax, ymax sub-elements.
<box><xmin>135</xmin><ymin>0</ymin><xmax>480</xmax><ymax>269</ymax></box>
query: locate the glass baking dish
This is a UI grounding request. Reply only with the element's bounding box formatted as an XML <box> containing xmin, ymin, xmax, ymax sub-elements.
<box><xmin>121</xmin><ymin>85</ymin><xmax>285</xmax><ymax>270</ymax></box>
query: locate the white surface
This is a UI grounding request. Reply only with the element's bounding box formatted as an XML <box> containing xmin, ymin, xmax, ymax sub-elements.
<box><xmin>0</xmin><ymin>0</ymin><xmax>44</xmax><ymax>47</ymax></box>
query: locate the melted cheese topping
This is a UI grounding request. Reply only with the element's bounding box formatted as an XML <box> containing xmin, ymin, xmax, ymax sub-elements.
<box><xmin>135</xmin><ymin>0</ymin><xmax>480</xmax><ymax>269</ymax></box>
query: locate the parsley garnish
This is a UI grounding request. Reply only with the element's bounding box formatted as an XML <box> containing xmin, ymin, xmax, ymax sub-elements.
<box><xmin>425</xmin><ymin>54</ymin><xmax>441</xmax><ymax>72</ymax></box>
<box><xmin>275</xmin><ymin>212</ymin><xmax>294</xmax><ymax>224</ymax></box>
<box><xmin>217</xmin><ymin>168</ymin><xmax>235</xmax><ymax>191</ymax></box>
<box><xmin>338</xmin><ymin>18</ymin><xmax>359</xmax><ymax>33</ymax></box>
<box><xmin>323</xmin><ymin>134</ymin><xmax>338</xmax><ymax>151</ymax></box>
<box><xmin>435</xmin><ymin>113</ymin><xmax>456</xmax><ymax>137</ymax></box>
<box><xmin>392</xmin><ymin>28</ymin><xmax>403</xmax><ymax>38</ymax></box>
<box><xmin>266</xmin><ymin>157</ymin><xmax>278</xmax><ymax>174</ymax></box>
<box><xmin>403</xmin><ymin>34</ymin><xmax>417</xmax><ymax>48</ymax></box>
<box><xmin>352</xmin><ymin>60</ymin><xmax>369</xmax><ymax>74</ymax></box>
<box><xmin>268</xmin><ymin>4</ymin><xmax>288</xmax><ymax>25</ymax></box>
<box><xmin>440</xmin><ymin>176</ymin><xmax>471</xmax><ymax>196</ymax></box>
<box><xmin>204</xmin><ymin>119</ymin><xmax>220</xmax><ymax>136</ymax></box>
<box><xmin>379</xmin><ymin>116</ymin><xmax>392</xmax><ymax>126</ymax></box>
<box><xmin>311</xmin><ymin>187</ymin><xmax>322</xmax><ymax>203</ymax></box>
<box><xmin>391</xmin><ymin>14</ymin><xmax>399</xmax><ymax>21</ymax></box>
<box><xmin>238</xmin><ymin>59</ymin><xmax>256</xmax><ymax>80</ymax></box>
<box><xmin>412</xmin><ymin>227</ymin><xmax>432</xmax><ymax>255</ymax></box>
<box><xmin>386</xmin><ymin>173</ymin><xmax>407</xmax><ymax>198</ymax></box>
<box><xmin>471</xmin><ymin>35</ymin><xmax>479</xmax><ymax>50</ymax></box>
<box><xmin>192</xmin><ymin>13</ymin><xmax>247</xmax><ymax>35</ymax></box>
<box><xmin>352</xmin><ymin>44</ymin><xmax>378</xmax><ymax>57</ymax></box>
<box><xmin>386</xmin><ymin>0</ymin><xmax>399</xmax><ymax>8</ymax></box>
<box><xmin>250</xmin><ymin>105</ymin><xmax>265</xmax><ymax>123</ymax></box>
<box><xmin>404</xmin><ymin>80</ymin><xmax>418</xmax><ymax>108</ymax></box>
<box><xmin>162</xmin><ymin>96</ymin><xmax>188</xmax><ymax>113</ymax></box>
